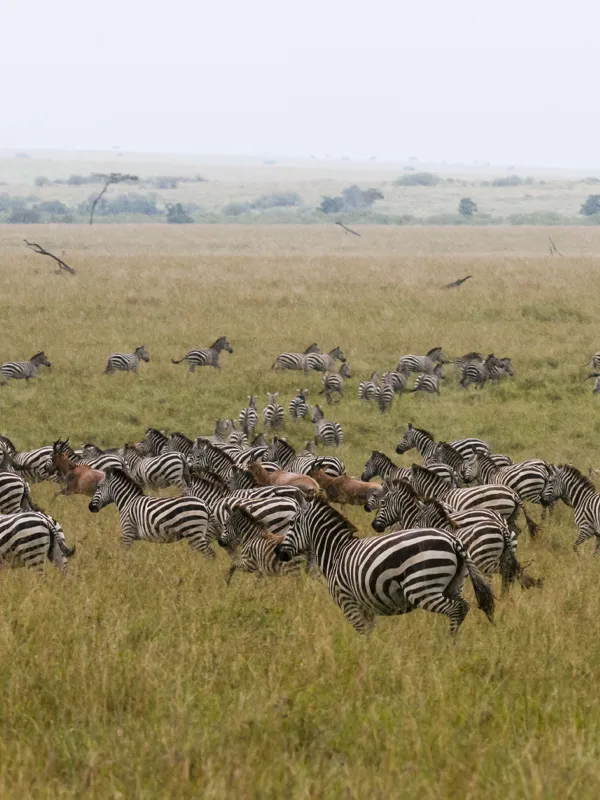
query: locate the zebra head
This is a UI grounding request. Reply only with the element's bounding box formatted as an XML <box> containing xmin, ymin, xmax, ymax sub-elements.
<box><xmin>135</xmin><ymin>346</ymin><xmax>150</xmax><ymax>362</ymax></box>
<box><xmin>541</xmin><ymin>464</ymin><xmax>584</xmax><ymax>506</ymax></box>
<box><xmin>395</xmin><ymin>423</ymin><xmax>417</xmax><ymax>454</ymax></box>
<box><xmin>364</xmin><ymin>480</ymin><xmax>388</xmax><ymax>512</ymax></box>
<box><xmin>329</xmin><ymin>346</ymin><xmax>346</xmax><ymax>363</ymax></box>
<box><xmin>361</xmin><ymin>451</ymin><xmax>382</xmax><ymax>482</ymax></box>
<box><xmin>462</xmin><ymin>454</ymin><xmax>480</xmax><ymax>483</ymax></box>
<box><xmin>303</xmin><ymin>343</ymin><xmax>321</xmax><ymax>354</ymax></box>
<box><xmin>31</xmin><ymin>351</ymin><xmax>52</xmax><ymax>368</ymax></box>
<box><xmin>213</xmin><ymin>336</ymin><xmax>233</xmax><ymax>354</ymax></box>
<box><xmin>310</xmin><ymin>405</ymin><xmax>324</xmax><ymax>423</ymax></box>
<box><xmin>339</xmin><ymin>362</ymin><xmax>352</xmax><ymax>379</ymax></box>
<box><xmin>88</xmin><ymin>472</ymin><xmax>114</xmax><ymax>512</ymax></box>
<box><xmin>247</xmin><ymin>395</ymin><xmax>258</xmax><ymax>408</ymax></box>
<box><xmin>266</xmin><ymin>392</ymin><xmax>280</xmax><ymax>405</ymax></box>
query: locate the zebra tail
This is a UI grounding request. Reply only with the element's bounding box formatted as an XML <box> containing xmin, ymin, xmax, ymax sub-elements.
<box><xmin>520</xmin><ymin>503</ymin><xmax>540</xmax><ymax>538</ymax></box>
<box><xmin>499</xmin><ymin>531</ymin><xmax>519</xmax><ymax>588</ymax></box>
<box><xmin>171</xmin><ymin>357</ymin><xmax>184</xmax><ymax>364</ymax></box>
<box><xmin>585</xmin><ymin>373</ymin><xmax>600</xmax><ymax>380</ymax></box>
<box><xmin>517</xmin><ymin>562</ymin><xmax>544</xmax><ymax>590</ymax></box>
<box><xmin>457</xmin><ymin>540</ymin><xmax>495</xmax><ymax>623</ymax></box>
<box><xmin>182</xmin><ymin>459</ymin><xmax>192</xmax><ymax>486</ymax></box>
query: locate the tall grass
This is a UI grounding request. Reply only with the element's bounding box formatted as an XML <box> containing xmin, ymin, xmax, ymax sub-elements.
<box><xmin>1</xmin><ymin>225</ymin><xmax>600</xmax><ymax>797</ymax></box>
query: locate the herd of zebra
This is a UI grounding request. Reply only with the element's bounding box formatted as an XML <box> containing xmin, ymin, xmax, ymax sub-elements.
<box><xmin>1</xmin><ymin>407</ymin><xmax>600</xmax><ymax>637</ymax></box>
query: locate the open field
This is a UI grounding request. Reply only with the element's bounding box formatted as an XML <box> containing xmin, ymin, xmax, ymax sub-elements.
<box><xmin>3</xmin><ymin>224</ymin><xmax>600</xmax><ymax>797</ymax></box>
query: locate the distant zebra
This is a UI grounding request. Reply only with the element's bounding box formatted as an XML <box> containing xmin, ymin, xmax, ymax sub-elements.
<box><xmin>239</xmin><ymin>396</ymin><xmax>259</xmax><ymax>436</ymax></box>
<box><xmin>453</xmin><ymin>351</ymin><xmax>484</xmax><ymax>375</ymax></box>
<box><xmin>123</xmin><ymin>444</ymin><xmax>190</xmax><ymax>490</ymax></box>
<box><xmin>311</xmin><ymin>406</ymin><xmax>344</xmax><ymax>447</ymax></box>
<box><xmin>460</xmin><ymin>354</ymin><xmax>514</xmax><ymax>389</ymax></box>
<box><xmin>275</xmin><ymin>497</ymin><xmax>494</xmax><ymax>635</ymax></box>
<box><xmin>0</xmin><ymin>472</ymin><xmax>39</xmax><ymax>514</ymax></box>
<box><xmin>358</xmin><ymin>373</ymin><xmax>379</xmax><ymax>401</ymax></box>
<box><xmin>288</xmin><ymin>389</ymin><xmax>310</xmax><ymax>422</ymax></box>
<box><xmin>397</xmin><ymin>347</ymin><xmax>447</xmax><ymax>375</ymax></box>
<box><xmin>89</xmin><ymin>469</ymin><xmax>212</xmax><ymax>555</ymax></box>
<box><xmin>227</xmin><ymin>426</ymin><xmax>248</xmax><ymax>448</ymax></box>
<box><xmin>411</xmin><ymin>363</ymin><xmax>444</xmax><ymax>395</ymax></box>
<box><xmin>219</xmin><ymin>506</ymin><xmax>304</xmax><ymax>586</ymax></box>
<box><xmin>375</xmin><ymin>383</ymin><xmax>394</xmax><ymax>412</ymax></box>
<box><xmin>320</xmin><ymin>362</ymin><xmax>352</xmax><ymax>404</ymax></box>
<box><xmin>305</xmin><ymin>346</ymin><xmax>346</xmax><ymax>373</ymax></box>
<box><xmin>381</xmin><ymin>367</ymin><xmax>410</xmax><ymax>394</ymax></box>
<box><xmin>171</xmin><ymin>336</ymin><xmax>233</xmax><ymax>371</ymax></box>
<box><xmin>1</xmin><ymin>351</ymin><xmax>51</xmax><ymax>385</ymax></box>
<box><xmin>104</xmin><ymin>346</ymin><xmax>149</xmax><ymax>375</ymax></box>
<box><xmin>272</xmin><ymin>343</ymin><xmax>320</xmax><ymax>372</ymax></box>
<box><xmin>542</xmin><ymin>464</ymin><xmax>600</xmax><ymax>553</ymax></box>
<box><xmin>395</xmin><ymin>423</ymin><xmax>491</xmax><ymax>461</ymax></box>
<box><xmin>0</xmin><ymin>511</ymin><xmax>69</xmax><ymax>573</ymax></box>
<box><xmin>263</xmin><ymin>392</ymin><xmax>284</xmax><ymax>430</ymax></box>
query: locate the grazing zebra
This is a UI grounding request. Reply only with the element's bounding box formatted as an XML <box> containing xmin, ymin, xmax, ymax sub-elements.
<box><xmin>358</xmin><ymin>373</ymin><xmax>379</xmax><ymax>401</ymax></box>
<box><xmin>239</xmin><ymin>396</ymin><xmax>259</xmax><ymax>436</ymax></box>
<box><xmin>219</xmin><ymin>506</ymin><xmax>304</xmax><ymax>586</ymax></box>
<box><xmin>381</xmin><ymin>367</ymin><xmax>410</xmax><ymax>394</ymax></box>
<box><xmin>397</xmin><ymin>347</ymin><xmax>447</xmax><ymax>375</ymax></box>
<box><xmin>0</xmin><ymin>351</ymin><xmax>52</xmax><ymax>385</ymax></box>
<box><xmin>0</xmin><ymin>472</ymin><xmax>39</xmax><ymax>514</ymax></box>
<box><xmin>311</xmin><ymin>406</ymin><xmax>344</xmax><ymax>447</ymax></box>
<box><xmin>272</xmin><ymin>343</ymin><xmax>320</xmax><ymax>372</ymax></box>
<box><xmin>171</xmin><ymin>336</ymin><xmax>233</xmax><ymax>371</ymax></box>
<box><xmin>319</xmin><ymin>362</ymin><xmax>352</xmax><ymax>404</ymax></box>
<box><xmin>375</xmin><ymin>382</ymin><xmax>394</xmax><ymax>413</ymax></box>
<box><xmin>123</xmin><ymin>444</ymin><xmax>190</xmax><ymax>490</ymax></box>
<box><xmin>410</xmin><ymin>464</ymin><xmax>538</xmax><ymax>536</ymax></box>
<box><xmin>0</xmin><ymin>439</ymin><xmax>55</xmax><ymax>483</ymax></box>
<box><xmin>167</xmin><ymin>432</ymin><xmax>195</xmax><ymax>457</ymax></box>
<box><xmin>263</xmin><ymin>392</ymin><xmax>284</xmax><ymax>430</ymax></box>
<box><xmin>89</xmin><ymin>469</ymin><xmax>212</xmax><ymax>555</ymax></box>
<box><xmin>305</xmin><ymin>346</ymin><xmax>347</xmax><ymax>373</ymax></box>
<box><xmin>104</xmin><ymin>346</ymin><xmax>149</xmax><ymax>375</ymax></box>
<box><xmin>395</xmin><ymin>423</ymin><xmax>491</xmax><ymax>461</ymax></box>
<box><xmin>542</xmin><ymin>465</ymin><xmax>600</xmax><ymax>553</ymax></box>
<box><xmin>411</xmin><ymin>363</ymin><xmax>444</xmax><ymax>395</ymax></box>
<box><xmin>289</xmin><ymin>389</ymin><xmax>310</xmax><ymax>422</ymax></box>
<box><xmin>0</xmin><ymin>511</ymin><xmax>70</xmax><ymax>573</ymax></box>
<box><xmin>460</xmin><ymin>354</ymin><xmax>514</xmax><ymax>389</ymax></box>
<box><xmin>275</xmin><ymin>497</ymin><xmax>494</xmax><ymax>635</ymax></box>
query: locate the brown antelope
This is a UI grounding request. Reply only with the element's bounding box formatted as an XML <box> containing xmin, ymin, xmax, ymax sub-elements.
<box><xmin>52</xmin><ymin>441</ymin><xmax>105</xmax><ymax>497</ymax></box>
<box><xmin>310</xmin><ymin>469</ymin><xmax>381</xmax><ymax>506</ymax></box>
<box><xmin>249</xmin><ymin>462</ymin><xmax>319</xmax><ymax>497</ymax></box>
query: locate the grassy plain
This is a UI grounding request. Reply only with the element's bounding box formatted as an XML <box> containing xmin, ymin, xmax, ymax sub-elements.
<box><xmin>2</xmin><ymin>224</ymin><xmax>600</xmax><ymax>797</ymax></box>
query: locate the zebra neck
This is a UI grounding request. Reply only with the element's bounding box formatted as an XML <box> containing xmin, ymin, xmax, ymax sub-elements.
<box><xmin>568</xmin><ymin>482</ymin><xmax>596</xmax><ymax>507</ymax></box>
<box><xmin>415</xmin><ymin>433</ymin><xmax>437</xmax><ymax>458</ymax></box>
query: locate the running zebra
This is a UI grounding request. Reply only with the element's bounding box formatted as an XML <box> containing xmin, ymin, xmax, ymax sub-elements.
<box><xmin>272</xmin><ymin>343</ymin><xmax>320</xmax><ymax>372</ymax></box>
<box><xmin>123</xmin><ymin>444</ymin><xmax>190</xmax><ymax>490</ymax></box>
<box><xmin>171</xmin><ymin>336</ymin><xmax>233</xmax><ymax>371</ymax></box>
<box><xmin>319</xmin><ymin>363</ymin><xmax>352</xmax><ymax>404</ymax></box>
<box><xmin>275</xmin><ymin>497</ymin><xmax>494</xmax><ymax>635</ymax></box>
<box><xmin>410</xmin><ymin>464</ymin><xmax>538</xmax><ymax>536</ymax></box>
<box><xmin>358</xmin><ymin>373</ymin><xmax>379</xmax><ymax>401</ymax></box>
<box><xmin>219</xmin><ymin>505</ymin><xmax>305</xmax><ymax>586</ymax></box>
<box><xmin>0</xmin><ymin>437</ymin><xmax>55</xmax><ymax>483</ymax></box>
<box><xmin>460</xmin><ymin>354</ymin><xmax>514</xmax><ymax>389</ymax></box>
<box><xmin>305</xmin><ymin>346</ymin><xmax>347</xmax><ymax>373</ymax></box>
<box><xmin>590</xmin><ymin>352</ymin><xmax>600</xmax><ymax>369</ymax></box>
<box><xmin>311</xmin><ymin>406</ymin><xmax>344</xmax><ymax>447</ymax></box>
<box><xmin>268</xmin><ymin>437</ymin><xmax>345</xmax><ymax>477</ymax></box>
<box><xmin>142</xmin><ymin>428</ymin><xmax>169</xmax><ymax>456</ymax></box>
<box><xmin>89</xmin><ymin>469</ymin><xmax>212</xmax><ymax>555</ymax></box>
<box><xmin>104</xmin><ymin>346</ymin><xmax>149</xmax><ymax>375</ymax></box>
<box><xmin>453</xmin><ymin>352</ymin><xmax>484</xmax><ymax>375</ymax></box>
<box><xmin>360</xmin><ymin>451</ymin><xmax>457</xmax><ymax>492</ymax></box>
<box><xmin>0</xmin><ymin>472</ymin><xmax>39</xmax><ymax>514</ymax></box>
<box><xmin>381</xmin><ymin>366</ymin><xmax>410</xmax><ymax>394</ymax></box>
<box><xmin>586</xmin><ymin>373</ymin><xmax>600</xmax><ymax>394</ymax></box>
<box><xmin>464</xmin><ymin>453</ymin><xmax>554</xmax><ymax>518</ymax></box>
<box><xmin>542</xmin><ymin>465</ymin><xmax>600</xmax><ymax>553</ymax></box>
<box><xmin>263</xmin><ymin>392</ymin><xmax>284</xmax><ymax>430</ymax></box>
<box><xmin>1</xmin><ymin>351</ymin><xmax>51</xmax><ymax>385</ymax></box>
<box><xmin>239</xmin><ymin>396</ymin><xmax>259</xmax><ymax>437</ymax></box>
<box><xmin>0</xmin><ymin>511</ymin><xmax>70</xmax><ymax>573</ymax></box>
<box><xmin>167</xmin><ymin>432</ymin><xmax>194</xmax><ymax>457</ymax></box>
<box><xmin>395</xmin><ymin>423</ymin><xmax>491</xmax><ymax>461</ymax></box>
<box><xmin>411</xmin><ymin>363</ymin><xmax>444</xmax><ymax>395</ymax></box>
<box><xmin>289</xmin><ymin>389</ymin><xmax>310</xmax><ymax>422</ymax></box>
<box><xmin>397</xmin><ymin>347</ymin><xmax>447</xmax><ymax>375</ymax></box>
<box><xmin>375</xmin><ymin>382</ymin><xmax>394</xmax><ymax>413</ymax></box>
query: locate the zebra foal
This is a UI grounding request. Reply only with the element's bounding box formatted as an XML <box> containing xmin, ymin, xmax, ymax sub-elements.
<box><xmin>171</xmin><ymin>336</ymin><xmax>233</xmax><ymax>371</ymax></box>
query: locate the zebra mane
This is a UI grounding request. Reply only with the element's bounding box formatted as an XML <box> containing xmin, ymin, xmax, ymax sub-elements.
<box><xmin>426</xmin><ymin>347</ymin><xmax>442</xmax><ymax>357</ymax></box>
<box><xmin>411</xmin><ymin>463</ymin><xmax>444</xmax><ymax>488</ymax></box>
<box><xmin>410</xmin><ymin>425</ymin><xmax>436</xmax><ymax>442</ymax></box>
<box><xmin>0</xmin><ymin>434</ymin><xmax>16</xmax><ymax>454</ymax></box>
<box><xmin>386</xmin><ymin>478</ymin><xmax>420</xmax><ymax>501</ymax></box>
<box><xmin>557</xmin><ymin>464</ymin><xmax>597</xmax><ymax>493</ymax></box>
<box><xmin>421</xmin><ymin>499</ymin><xmax>457</xmax><ymax>530</ymax></box>
<box><xmin>190</xmin><ymin>468</ymin><xmax>228</xmax><ymax>489</ymax></box>
<box><xmin>310</xmin><ymin>495</ymin><xmax>358</xmax><ymax>535</ymax></box>
<box><xmin>436</xmin><ymin>442</ymin><xmax>463</xmax><ymax>463</ymax></box>
<box><xmin>203</xmin><ymin>440</ymin><xmax>236</xmax><ymax>464</ymax></box>
<box><xmin>146</xmin><ymin>427</ymin><xmax>167</xmax><ymax>440</ymax></box>
<box><xmin>228</xmin><ymin>503</ymin><xmax>269</xmax><ymax>529</ymax></box>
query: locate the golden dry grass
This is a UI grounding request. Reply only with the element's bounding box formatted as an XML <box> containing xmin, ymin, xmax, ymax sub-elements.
<box><xmin>2</xmin><ymin>224</ymin><xmax>600</xmax><ymax>798</ymax></box>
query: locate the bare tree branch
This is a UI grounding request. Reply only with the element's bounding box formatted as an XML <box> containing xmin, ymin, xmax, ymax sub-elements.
<box><xmin>548</xmin><ymin>237</ymin><xmax>563</xmax><ymax>256</ymax></box>
<box><xmin>89</xmin><ymin>172</ymin><xmax>139</xmax><ymax>225</ymax></box>
<box><xmin>335</xmin><ymin>220</ymin><xmax>361</xmax><ymax>237</ymax></box>
<box><xmin>23</xmin><ymin>240</ymin><xmax>76</xmax><ymax>275</ymax></box>
<box><xmin>443</xmin><ymin>275</ymin><xmax>473</xmax><ymax>289</ymax></box>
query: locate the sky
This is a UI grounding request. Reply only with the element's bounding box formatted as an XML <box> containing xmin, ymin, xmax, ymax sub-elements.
<box><xmin>2</xmin><ymin>0</ymin><xmax>599</xmax><ymax>167</ymax></box>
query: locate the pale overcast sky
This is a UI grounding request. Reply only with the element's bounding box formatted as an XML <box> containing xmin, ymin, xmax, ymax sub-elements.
<box><xmin>2</xmin><ymin>0</ymin><xmax>598</xmax><ymax>167</ymax></box>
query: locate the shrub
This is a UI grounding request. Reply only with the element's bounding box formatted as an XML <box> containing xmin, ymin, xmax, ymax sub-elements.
<box><xmin>491</xmin><ymin>175</ymin><xmax>526</xmax><ymax>187</ymax></box>
<box><xmin>166</xmin><ymin>203</ymin><xmax>194</xmax><ymax>224</ymax></box>
<box><xmin>458</xmin><ymin>198</ymin><xmax>478</xmax><ymax>216</ymax></box>
<box><xmin>319</xmin><ymin>196</ymin><xmax>345</xmax><ymax>213</ymax></box>
<box><xmin>34</xmin><ymin>176</ymin><xmax>50</xmax><ymax>188</ymax></box>
<box><xmin>394</xmin><ymin>172</ymin><xmax>441</xmax><ymax>187</ymax></box>
<box><xmin>580</xmin><ymin>195</ymin><xmax>600</xmax><ymax>216</ymax></box>
<box><xmin>36</xmin><ymin>199</ymin><xmax>70</xmax><ymax>216</ymax></box>
<box><xmin>319</xmin><ymin>185</ymin><xmax>384</xmax><ymax>213</ymax></box>
<box><xmin>222</xmin><ymin>202</ymin><xmax>253</xmax><ymax>216</ymax></box>
<box><xmin>251</xmin><ymin>192</ymin><xmax>302</xmax><ymax>209</ymax></box>
<box><xmin>104</xmin><ymin>193</ymin><xmax>160</xmax><ymax>216</ymax></box>
<box><xmin>7</xmin><ymin>208</ymin><xmax>41</xmax><ymax>223</ymax></box>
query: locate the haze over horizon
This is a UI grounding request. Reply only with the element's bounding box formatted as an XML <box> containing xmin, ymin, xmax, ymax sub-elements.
<box><xmin>3</xmin><ymin>0</ymin><xmax>598</xmax><ymax>169</ymax></box>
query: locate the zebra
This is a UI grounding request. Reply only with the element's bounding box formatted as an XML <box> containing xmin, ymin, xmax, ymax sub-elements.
<box><xmin>267</xmin><ymin>437</ymin><xmax>345</xmax><ymax>477</ymax></box>
<box><xmin>288</xmin><ymin>389</ymin><xmax>310</xmax><ymax>422</ymax></box>
<box><xmin>585</xmin><ymin>373</ymin><xmax>600</xmax><ymax>394</ymax></box>
<box><xmin>361</xmin><ymin>451</ymin><xmax>457</xmax><ymax>492</ymax></box>
<box><xmin>381</xmin><ymin>367</ymin><xmax>410</xmax><ymax>394</ymax></box>
<box><xmin>239</xmin><ymin>396</ymin><xmax>259</xmax><ymax>437</ymax></box>
<box><xmin>464</xmin><ymin>453</ymin><xmax>554</xmax><ymax>519</ymax></box>
<box><xmin>358</xmin><ymin>372</ymin><xmax>379</xmax><ymax>401</ymax></box>
<box><xmin>167</xmin><ymin>432</ymin><xmax>195</xmax><ymax>457</ymax></box>
<box><xmin>453</xmin><ymin>352</ymin><xmax>484</xmax><ymax>375</ymax></box>
<box><xmin>227</xmin><ymin>426</ymin><xmax>248</xmax><ymax>448</ymax></box>
<box><xmin>219</xmin><ymin>505</ymin><xmax>305</xmax><ymax>586</ymax></box>
<box><xmin>411</xmin><ymin>363</ymin><xmax>444</xmax><ymax>395</ymax></box>
<box><xmin>590</xmin><ymin>352</ymin><xmax>600</xmax><ymax>369</ymax></box>
<box><xmin>410</xmin><ymin>464</ymin><xmax>538</xmax><ymax>536</ymax></box>
<box><xmin>104</xmin><ymin>346</ymin><xmax>149</xmax><ymax>375</ymax></box>
<box><xmin>397</xmin><ymin>347</ymin><xmax>447</xmax><ymax>375</ymax></box>
<box><xmin>0</xmin><ymin>511</ymin><xmax>71</xmax><ymax>573</ymax></box>
<box><xmin>319</xmin><ymin>362</ymin><xmax>352</xmax><ymax>404</ymax></box>
<box><xmin>215</xmin><ymin>493</ymin><xmax>303</xmax><ymax>542</ymax></box>
<box><xmin>89</xmin><ymin>469</ymin><xmax>212</xmax><ymax>555</ymax></box>
<box><xmin>0</xmin><ymin>351</ymin><xmax>52</xmax><ymax>385</ymax></box>
<box><xmin>0</xmin><ymin>439</ymin><xmax>55</xmax><ymax>483</ymax></box>
<box><xmin>542</xmin><ymin>464</ymin><xmax>600</xmax><ymax>553</ymax></box>
<box><xmin>263</xmin><ymin>392</ymin><xmax>284</xmax><ymax>430</ymax></box>
<box><xmin>311</xmin><ymin>406</ymin><xmax>344</xmax><ymax>447</ymax></box>
<box><xmin>272</xmin><ymin>343</ymin><xmax>321</xmax><ymax>372</ymax></box>
<box><xmin>0</xmin><ymin>472</ymin><xmax>39</xmax><ymax>514</ymax></box>
<box><xmin>142</xmin><ymin>428</ymin><xmax>169</xmax><ymax>456</ymax></box>
<box><xmin>171</xmin><ymin>336</ymin><xmax>233</xmax><ymax>371</ymax></box>
<box><xmin>395</xmin><ymin>423</ymin><xmax>491</xmax><ymax>461</ymax></box>
<box><xmin>275</xmin><ymin>497</ymin><xmax>494</xmax><ymax>635</ymax></box>
<box><xmin>305</xmin><ymin>346</ymin><xmax>346</xmax><ymax>373</ymax></box>
<box><xmin>460</xmin><ymin>354</ymin><xmax>514</xmax><ymax>389</ymax></box>
<box><xmin>123</xmin><ymin>444</ymin><xmax>190</xmax><ymax>490</ymax></box>
<box><xmin>375</xmin><ymin>382</ymin><xmax>394</xmax><ymax>413</ymax></box>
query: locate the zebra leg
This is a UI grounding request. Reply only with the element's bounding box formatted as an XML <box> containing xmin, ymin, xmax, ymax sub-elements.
<box><xmin>407</xmin><ymin>589</ymin><xmax>470</xmax><ymax>636</ymax></box>
<box><xmin>185</xmin><ymin>531</ymin><xmax>215</xmax><ymax>558</ymax></box>
<box><xmin>339</xmin><ymin>599</ymin><xmax>376</xmax><ymax>634</ymax></box>
<box><xmin>573</xmin><ymin>525</ymin><xmax>594</xmax><ymax>553</ymax></box>
<box><xmin>225</xmin><ymin>563</ymin><xmax>238</xmax><ymax>586</ymax></box>
<box><xmin>120</xmin><ymin>520</ymin><xmax>138</xmax><ymax>548</ymax></box>
<box><xmin>188</xmin><ymin>364</ymin><xmax>196</xmax><ymax>373</ymax></box>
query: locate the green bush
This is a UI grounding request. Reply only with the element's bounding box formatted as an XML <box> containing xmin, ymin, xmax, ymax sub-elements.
<box><xmin>222</xmin><ymin>202</ymin><xmax>253</xmax><ymax>216</ymax></box>
<box><xmin>580</xmin><ymin>195</ymin><xmax>600</xmax><ymax>216</ymax></box>
<box><xmin>251</xmin><ymin>192</ymin><xmax>302</xmax><ymax>209</ymax></box>
<box><xmin>394</xmin><ymin>172</ymin><xmax>441</xmax><ymax>187</ymax></box>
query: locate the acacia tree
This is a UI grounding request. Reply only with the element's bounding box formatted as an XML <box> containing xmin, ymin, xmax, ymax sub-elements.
<box><xmin>89</xmin><ymin>173</ymin><xmax>138</xmax><ymax>224</ymax></box>
<box><xmin>459</xmin><ymin>197</ymin><xmax>478</xmax><ymax>217</ymax></box>
<box><xmin>580</xmin><ymin>195</ymin><xmax>600</xmax><ymax>216</ymax></box>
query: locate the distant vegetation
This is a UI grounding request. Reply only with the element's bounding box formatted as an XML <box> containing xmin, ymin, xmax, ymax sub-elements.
<box><xmin>319</xmin><ymin>185</ymin><xmax>384</xmax><ymax>213</ymax></box>
<box><xmin>395</xmin><ymin>172</ymin><xmax>441</xmax><ymax>187</ymax></box>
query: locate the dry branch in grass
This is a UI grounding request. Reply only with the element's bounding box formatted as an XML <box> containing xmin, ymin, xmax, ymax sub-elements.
<box><xmin>23</xmin><ymin>239</ymin><xmax>76</xmax><ymax>275</ymax></box>
<box><xmin>335</xmin><ymin>220</ymin><xmax>361</xmax><ymax>237</ymax></box>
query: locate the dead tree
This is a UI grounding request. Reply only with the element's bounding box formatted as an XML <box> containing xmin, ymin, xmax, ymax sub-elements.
<box><xmin>335</xmin><ymin>220</ymin><xmax>361</xmax><ymax>237</ymax></box>
<box><xmin>443</xmin><ymin>275</ymin><xmax>472</xmax><ymax>289</ymax></box>
<box><xmin>23</xmin><ymin>240</ymin><xmax>76</xmax><ymax>275</ymax></box>
<box><xmin>89</xmin><ymin>173</ymin><xmax>138</xmax><ymax>225</ymax></box>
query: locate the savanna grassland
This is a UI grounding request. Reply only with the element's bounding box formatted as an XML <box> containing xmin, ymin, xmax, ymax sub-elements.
<box><xmin>3</xmin><ymin>224</ymin><xmax>600</xmax><ymax>798</ymax></box>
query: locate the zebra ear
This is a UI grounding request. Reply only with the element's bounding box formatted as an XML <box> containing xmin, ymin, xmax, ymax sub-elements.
<box><xmin>408</xmin><ymin>422</ymin><xmax>413</xmax><ymax>429</ymax></box>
